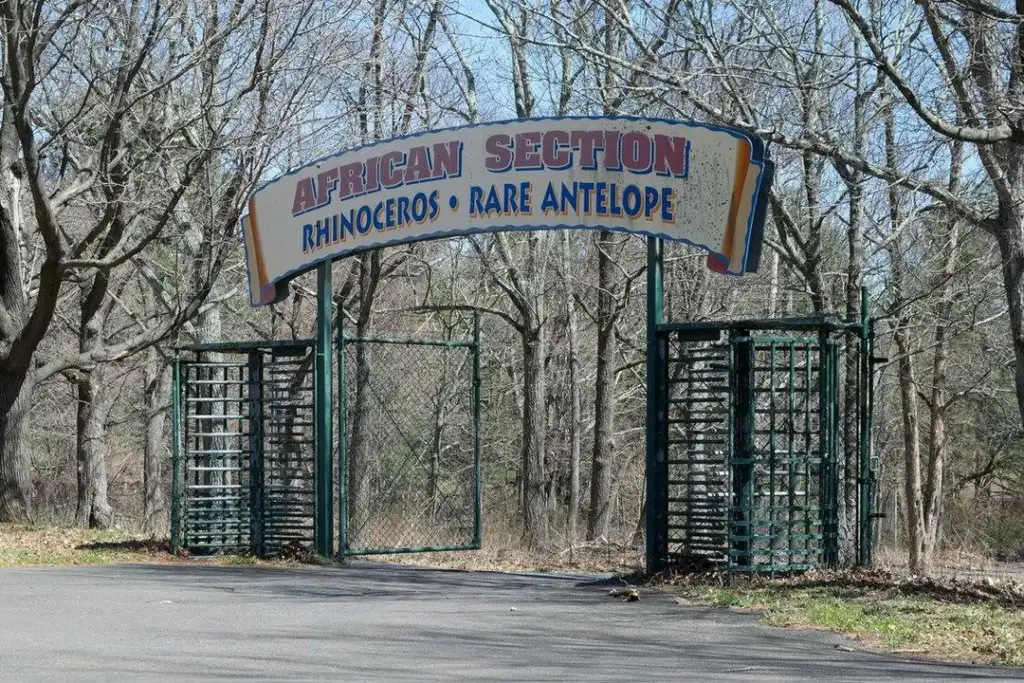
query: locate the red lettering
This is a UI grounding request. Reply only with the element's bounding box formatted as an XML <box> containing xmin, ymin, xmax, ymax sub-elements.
<box><xmin>292</xmin><ymin>178</ymin><xmax>317</xmax><ymax>215</ymax></box>
<box><xmin>432</xmin><ymin>141</ymin><xmax>462</xmax><ymax>177</ymax></box>
<box><xmin>542</xmin><ymin>130</ymin><xmax>570</xmax><ymax>169</ymax></box>
<box><xmin>570</xmin><ymin>131</ymin><xmax>604</xmax><ymax>169</ymax></box>
<box><xmin>654</xmin><ymin>134</ymin><xmax>689</xmax><ymax>177</ymax></box>
<box><xmin>405</xmin><ymin>146</ymin><xmax>432</xmax><ymax>182</ymax></box>
<box><xmin>485</xmin><ymin>134</ymin><xmax>513</xmax><ymax>171</ymax></box>
<box><xmin>337</xmin><ymin>162</ymin><xmax>364</xmax><ymax>198</ymax></box>
<box><xmin>380</xmin><ymin>151</ymin><xmax>405</xmax><ymax>188</ymax></box>
<box><xmin>316</xmin><ymin>167</ymin><xmax>340</xmax><ymax>206</ymax></box>
<box><xmin>622</xmin><ymin>132</ymin><xmax>652</xmax><ymax>173</ymax></box>
<box><xmin>514</xmin><ymin>132</ymin><xmax>542</xmax><ymax>169</ymax></box>
<box><xmin>603</xmin><ymin>131</ymin><xmax>622</xmax><ymax>169</ymax></box>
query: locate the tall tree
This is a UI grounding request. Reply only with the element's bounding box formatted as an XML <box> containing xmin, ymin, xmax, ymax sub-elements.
<box><xmin>0</xmin><ymin>0</ymin><xmax>327</xmax><ymax>522</ymax></box>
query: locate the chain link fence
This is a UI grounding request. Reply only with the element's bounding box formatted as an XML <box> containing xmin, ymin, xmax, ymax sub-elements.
<box><xmin>339</xmin><ymin>326</ymin><xmax>481</xmax><ymax>555</ymax></box>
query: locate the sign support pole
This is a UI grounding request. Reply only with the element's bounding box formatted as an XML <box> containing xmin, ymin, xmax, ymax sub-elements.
<box><xmin>645</xmin><ymin>237</ymin><xmax>666</xmax><ymax>573</ymax></box>
<box><xmin>314</xmin><ymin>261</ymin><xmax>334</xmax><ymax>556</ymax></box>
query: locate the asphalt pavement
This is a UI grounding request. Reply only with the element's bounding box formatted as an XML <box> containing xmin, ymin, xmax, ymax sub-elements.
<box><xmin>0</xmin><ymin>561</ymin><xmax>1022</xmax><ymax>682</ymax></box>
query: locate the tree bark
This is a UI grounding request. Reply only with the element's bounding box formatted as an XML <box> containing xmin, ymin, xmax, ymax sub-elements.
<box><xmin>894</xmin><ymin>327</ymin><xmax>927</xmax><ymax>572</ymax></box>
<box><xmin>75</xmin><ymin>367</ymin><xmax>114</xmax><ymax>529</ymax></box>
<box><xmin>997</xmin><ymin>208</ymin><xmax>1024</xmax><ymax>429</ymax></box>
<box><xmin>346</xmin><ymin>251</ymin><xmax>382</xmax><ymax>542</ymax></box>
<box><xmin>588</xmin><ymin>231</ymin><xmax>617</xmax><ymax>540</ymax></box>
<box><xmin>521</xmin><ymin>323</ymin><xmax>549</xmax><ymax>548</ymax></box>
<box><xmin>0</xmin><ymin>367</ymin><xmax>34</xmax><ymax>522</ymax></box>
<box><xmin>75</xmin><ymin>268</ymin><xmax>118</xmax><ymax>529</ymax></box>
<box><xmin>562</xmin><ymin>233</ymin><xmax>581</xmax><ymax>544</ymax></box>
<box><xmin>0</xmin><ymin>102</ymin><xmax>33</xmax><ymax>523</ymax></box>
<box><xmin>143</xmin><ymin>348</ymin><xmax>171</xmax><ymax>534</ymax></box>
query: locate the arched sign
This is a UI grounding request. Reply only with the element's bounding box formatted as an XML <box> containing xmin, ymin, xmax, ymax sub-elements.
<box><xmin>241</xmin><ymin>116</ymin><xmax>773</xmax><ymax>306</ymax></box>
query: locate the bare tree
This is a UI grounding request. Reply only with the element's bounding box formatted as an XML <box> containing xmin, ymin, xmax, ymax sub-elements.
<box><xmin>0</xmin><ymin>0</ymin><xmax>331</xmax><ymax>523</ymax></box>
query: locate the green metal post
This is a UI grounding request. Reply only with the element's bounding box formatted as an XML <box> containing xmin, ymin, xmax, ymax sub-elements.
<box><xmin>857</xmin><ymin>285</ymin><xmax>874</xmax><ymax>566</ymax></box>
<box><xmin>867</xmin><ymin>318</ymin><xmax>878</xmax><ymax>565</ymax></box>
<box><xmin>170</xmin><ymin>357</ymin><xmax>182</xmax><ymax>555</ymax></box>
<box><xmin>768</xmin><ymin>342</ymin><xmax>777</xmax><ymax>576</ymax></box>
<box><xmin>247</xmin><ymin>351</ymin><xmax>264</xmax><ymax>556</ymax></box>
<box><xmin>731</xmin><ymin>332</ymin><xmax>755</xmax><ymax>571</ymax></box>
<box><xmin>314</xmin><ymin>261</ymin><xmax>334</xmax><ymax>557</ymax></box>
<box><xmin>337</xmin><ymin>309</ymin><xmax>347</xmax><ymax>559</ymax></box>
<box><xmin>645</xmin><ymin>237</ymin><xmax>667</xmax><ymax>573</ymax></box>
<box><xmin>821</xmin><ymin>336</ymin><xmax>840</xmax><ymax>567</ymax></box>
<box><xmin>472</xmin><ymin>313</ymin><xmax>483</xmax><ymax>548</ymax></box>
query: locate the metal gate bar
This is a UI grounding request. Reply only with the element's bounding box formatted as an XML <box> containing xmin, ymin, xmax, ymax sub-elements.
<box><xmin>653</xmin><ymin>315</ymin><xmax>876</xmax><ymax>573</ymax></box>
<box><xmin>171</xmin><ymin>341</ymin><xmax>316</xmax><ymax>557</ymax></box>
<box><xmin>664</xmin><ymin>334</ymin><xmax>730</xmax><ymax>566</ymax></box>
<box><xmin>179</xmin><ymin>358</ymin><xmax>252</xmax><ymax>553</ymax></box>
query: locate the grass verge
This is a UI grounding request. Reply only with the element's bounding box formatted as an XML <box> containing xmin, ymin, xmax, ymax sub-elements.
<box><xmin>0</xmin><ymin>523</ymin><xmax>174</xmax><ymax>567</ymax></box>
<box><xmin>0</xmin><ymin>523</ymin><xmax>334</xmax><ymax>569</ymax></box>
<box><xmin>672</xmin><ymin>578</ymin><xmax>1024</xmax><ymax>667</ymax></box>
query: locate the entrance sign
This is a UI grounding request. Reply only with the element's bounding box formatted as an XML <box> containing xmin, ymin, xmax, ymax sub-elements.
<box><xmin>241</xmin><ymin>116</ymin><xmax>773</xmax><ymax>306</ymax></box>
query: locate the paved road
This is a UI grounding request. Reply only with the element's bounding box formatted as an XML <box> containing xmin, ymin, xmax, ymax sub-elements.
<box><xmin>0</xmin><ymin>562</ymin><xmax>1022</xmax><ymax>682</ymax></box>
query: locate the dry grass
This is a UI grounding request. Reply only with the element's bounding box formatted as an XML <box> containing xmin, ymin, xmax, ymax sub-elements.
<box><xmin>662</xmin><ymin>569</ymin><xmax>1024</xmax><ymax>667</ymax></box>
<box><xmin>362</xmin><ymin>540</ymin><xmax>641</xmax><ymax>574</ymax></box>
<box><xmin>0</xmin><ymin>524</ymin><xmax>329</xmax><ymax>569</ymax></box>
<box><xmin>0</xmin><ymin>523</ymin><xmax>174</xmax><ymax>567</ymax></box>
<box><xmin>875</xmin><ymin>546</ymin><xmax>1024</xmax><ymax>584</ymax></box>
<box><xmin>363</xmin><ymin>525</ymin><xmax>640</xmax><ymax>573</ymax></box>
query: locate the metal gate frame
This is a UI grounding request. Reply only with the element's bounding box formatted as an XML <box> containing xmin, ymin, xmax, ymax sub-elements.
<box><xmin>337</xmin><ymin>315</ymin><xmax>483</xmax><ymax>557</ymax></box>
<box><xmin>646</xmin><ymin>310</ymin><xmax>880</xmax><ymax>574</ymax></box>
<box><xmin>170</xmin><ymin>340</ymin><xmax>320</xmax><ymax>556</ymax></box>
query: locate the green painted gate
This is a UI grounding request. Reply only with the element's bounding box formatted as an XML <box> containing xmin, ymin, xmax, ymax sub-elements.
<box><xmin>337</xmin><ymin>317</ymin><xmax>482</xmax><ymax>556</ymax></box>
<box><xmin>171</xmin><ymin>341</ymin><xmax>318</xmax><ymax>556</ymax></box>
<box><xmin>648</xmin><ymin>317</ymin><xmax>877</xmax><ymax>574</ymax></box>
<box><xmin>171</xmin><ymin>323</ymin><xmax>483</xmax><ymax>559</ymax></box>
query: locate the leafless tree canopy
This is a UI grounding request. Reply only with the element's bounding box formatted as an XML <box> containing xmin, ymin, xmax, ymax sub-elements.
<box><xmin>0</xmin><ymin>0</ymin><xmax>1022</xmax><ymax>573</ymax></box>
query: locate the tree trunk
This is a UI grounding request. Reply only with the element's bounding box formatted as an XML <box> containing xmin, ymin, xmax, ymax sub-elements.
<box><xmin>562</xmin><ymin>233</ymin><xmax>581</xmax><ymax>544</ymax></box>
<box><xmin>427</xmin><ymin>354</ymin><xmax>447</xmax><ymax>520</ymax></box>
<box><xmin>997</xmin><ymin>209</ymin><xmax>1024</xmax><ymax>429</ymax></box>
<box><xmin>894</xmin><ymin>327</ymin><xmax>927</xmax><ymax>572</ymax></box>
<box><xmin>75</xmin><ymin>367</ymin><xmax>114</xmax><ymax>529</ymax></box>
<box><xmin>588</xmin><ymin>230</ymin><xmax>617</xmax><ymax>540</ymax></box>
<box><xmin>841</xmin><ymin>177</ymin><xmax>863</xmax><ymax>563</ymax></box>
<box><xmin>522</xmin><ymin>324</ymin><xmax>549</xmax><ymax>548</ymax></box>
<box><xmin>346</xmin><ymin>251</ymin><xmax>382</xmax><ymax>544</ymax></box>
<box><xmin>0</xmin><ymin>367</ymin><xmax>34</xmax><ymax>522</ymax></box>
<box><xmin>347</xmin><ymin>339</ymin><xmax>372</xmax><ymax>539</ymax></box>
<box><xmin>922</xmin><ymin>220</ymin><xmax>959</xmax><ymax>556</ymax></box>
<box><xmin>143</xmin><ymin>348</ymin><xmax>171</xmax><ymax>534</ymax></box>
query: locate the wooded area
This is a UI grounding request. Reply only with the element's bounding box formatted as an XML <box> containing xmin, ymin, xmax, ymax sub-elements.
<box><xmin>0</xmin><ymin>0</ymin><xmax>1022</xmax><ymax>574</ymax></box>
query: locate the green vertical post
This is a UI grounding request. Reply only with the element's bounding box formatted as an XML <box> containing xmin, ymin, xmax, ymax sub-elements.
<box><xmin>787</xmin><ymin>344</ymin><xmax>796</xmax><ymax>568</ymax></box>
<box><xmin>857</xmin><ymin>285</ymin><xmax>874</xmax><ymax>566</ymax></box>
<box><xmin>247</xmin><ymin>351</ymin><xmax>264</xmax><ymax>556</ymax></box>
<box><xmin>170</xmin><ymin>357</ymin><xmax>182</xmax><ymax>555</ymax></box>
<box><xmin>645</xmin><ymin>237</ymin><xmax>666</xmax><ymax>573</ymax></box>
<box><xmin>768</xmin><ymin>342</ymin><xmax>777</xmax><ymax>575</ymax></box>
<box><xmin>471</xmin><ymin>313</ymin><xmax>483</xmax><ymax>548</ymax></box>
<box><xmin>337</xmin><ymin>309</ymin><xmax>347</xmax><ymax>559</ymax></box>
<box><xmin>731</xmin><ymin>333</ymin><xmax>755</xmax><ymax>571</ymax></box>
<box><xmin>821</xmin><ymin>337</ymin><xmax>840</xmax><ymax>567</ymax></box>
<box><xmin>314</xmin><ymin>261</ymin><xmax>334</xmax><ymax>557</ymax></box>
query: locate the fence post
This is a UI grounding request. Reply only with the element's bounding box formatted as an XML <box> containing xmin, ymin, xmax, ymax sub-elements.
<box><xmin>170</xmin><ymin>357</ymin><xmax>182</xmax><ymax>555</ymax></box>
<box><xmin>314</xmin><ymin>262</ymin><xmax>334</xmax><ymax>556</ymax></box>
<box><xmin>645</xmin><ymin>237</ymin><xmax>667</xmax><ymax>573</ymax></box>
<box><xmin>472</xmin><ymin>313</ymin><xmax>483</xmax><ymax>548</ymax></box>
<box><xmin>731</xmin><ymin>332</ymin><xmax>755</xmax><ymax>571</ymax></box>
<box><xmin>248</xmin><ymin>351</ymin><xmax>264</xmax><ymax>556</ymax></box>
<box><xmin>337</xmin><ymin>310</ymin><xmax>347</xmax><ymax>558</ymax></box>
